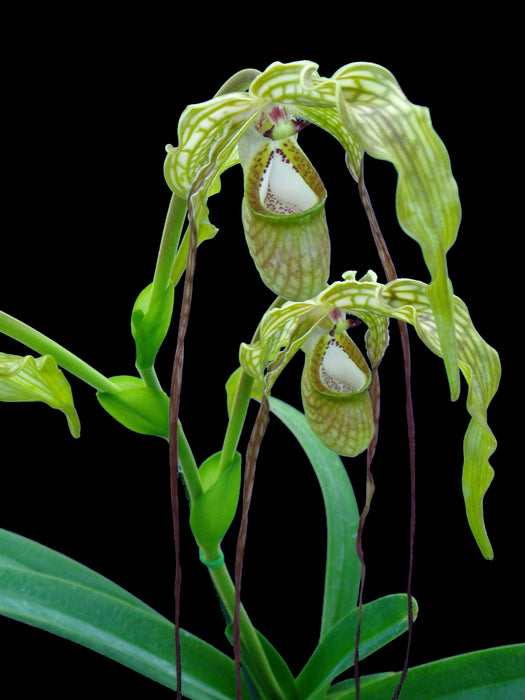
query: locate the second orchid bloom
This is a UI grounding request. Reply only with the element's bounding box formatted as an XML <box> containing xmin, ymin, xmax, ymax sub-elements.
<box><xmin>239</xmin><ymin>271</ymin><xmax>500</xmax><ymax>561</ymax></box>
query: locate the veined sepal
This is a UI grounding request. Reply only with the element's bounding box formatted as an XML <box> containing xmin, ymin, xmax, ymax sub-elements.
<box><xmin>301</xmin><ymin>329</ymin><xmax>374</xmax><ymax>457</ymax></box>
<box><xmin>0</xmin><ymin>352</ymin><xmax>80</xmax><ymax>438</ymax></box>
<box><xmin>239</xmin><ymin>129</ymin><xmax>330</xmax><ymax>301</ymax></box>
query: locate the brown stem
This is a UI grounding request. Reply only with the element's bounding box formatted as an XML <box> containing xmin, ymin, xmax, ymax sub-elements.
<box><xmin>233</xmin><ymin>394</ymin><xmax>271</xmax><ymax>699</ymax></box>
<box><xmin>168</xmin><ymin>188</ymin><xmax>199</xmax><ymax>700</ymax></box>
<box><xmin>353</xmin><ymin>368</ymin><xmax>380</xmax><ymax>699</ymax></box>
<box><xmin>356</xmin><ymin>158</ymin><xmax>417</xmax><ymax>700</ymax></box>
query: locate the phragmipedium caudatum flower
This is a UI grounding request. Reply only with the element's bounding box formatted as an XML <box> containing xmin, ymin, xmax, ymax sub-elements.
<box><xmin>239</xmin><ymin>270</ymin><xmax>500</xmax><ymax>560</ymax></box>
<box><xmin>164</xmin><ymin>59</ymin><xmax>462</xmax><ymax>398</ymax></box>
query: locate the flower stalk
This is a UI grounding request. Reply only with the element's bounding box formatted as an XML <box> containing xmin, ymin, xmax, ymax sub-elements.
<box><xmin>0</xmin><ymin>310</ymin><xmax>117</xmax><ymax>393</ymax></box>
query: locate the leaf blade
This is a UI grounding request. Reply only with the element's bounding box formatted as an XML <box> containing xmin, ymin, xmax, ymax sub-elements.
<box><xmin>0</xmin><ymin>531</ymin><xmax>247</xmax><ymax>699</ymax></box>
<box><xmin>295</xmin><ymin>594</ymin><xmax>416</xmax><ymax>697</ymax></box>
<box><xmin>326</xmin><ymin>644</ymin><xmax>525</xmax><ymax>699</ymax></box>
<box><xmin>268</xmin><ymin>398</ymin><xmax>361</xmax><ymax>639</ymax></box>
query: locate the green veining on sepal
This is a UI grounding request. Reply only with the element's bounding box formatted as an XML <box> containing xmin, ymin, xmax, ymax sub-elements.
<box><xmin>0</xmin><ymin>352</ymin><xmax>80</xmax><ymax>437</ymax></box>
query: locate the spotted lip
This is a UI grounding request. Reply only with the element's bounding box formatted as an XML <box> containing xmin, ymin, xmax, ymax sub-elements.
<box><xmin>240</xmin><ymin>133</ymin><xmax>330</xmax><ymax>301</ymax></box>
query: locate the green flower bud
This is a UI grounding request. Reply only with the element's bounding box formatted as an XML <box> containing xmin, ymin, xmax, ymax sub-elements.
<box><xmin>300</xmin><ymin>328</ymin><xmax>374</xmax><ymax>457</ymax></box>
<box><xmin>239</xmin><ymin>120</ymin><xmax>330</xmax><ymax>301</ymax></box>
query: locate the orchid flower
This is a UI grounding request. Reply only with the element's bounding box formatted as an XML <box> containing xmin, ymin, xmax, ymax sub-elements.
<box><xmin>164</xmin><ymin>60</ymin><xmax>461</xmax><ymax>398</ymax></box>
<box><xmin>239</xmin><ymin>270</ymin><xmax>500</xmax><ymax>560</ymax></box>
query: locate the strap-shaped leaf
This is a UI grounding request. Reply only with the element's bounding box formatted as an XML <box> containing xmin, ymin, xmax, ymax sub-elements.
<box><xmin>0</xmin><ymin>529</ymin><xmax>248</xmax><ymax>698</ymax></box>
<box><xmin>268</xmin><ymin>398</ymin><xmax>361</xmax><ymax>638</ymax></box>
<box><xmin>327</xmin><ymin>643</ymin><xmax>525</xmax><ymax>699</ymax></box>
<box><xmin>0</xmin><ymin>352</ymin><xmax>80</xmax><ymax>437</ymax></box>
<box><xmin>296</xmin><ymin>594</ymin><xmax>417</xmax><ymax>698</ymax></box>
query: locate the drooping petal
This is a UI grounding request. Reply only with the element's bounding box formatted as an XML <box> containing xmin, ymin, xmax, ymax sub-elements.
<box><xmin>323</xmin><ymin>273</ymin><xmax>499</xmax><ymax>558</ymax></box>
<box><xmin>379</xmin><ymin>278</ymin><xmax>500</xmax><ymax>559</ymax></box>
<box><xmin>336</xmin><ymin>64</ymin><xmax>461</xmax><ymax>397</ymax></box>
<box><xmin>0</xmin><ymin>352</ymin><xmax>80</xmax><ymax>437</ymax></box>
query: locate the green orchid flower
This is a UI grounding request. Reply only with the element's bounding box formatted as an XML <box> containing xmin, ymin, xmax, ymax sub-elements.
<box><xmin>164</xmin><ymin>59</ymin><xmax>461</xmax><ymax>398</ymax></box>
<box><xmin>239</xmin><ymin>270</ymin><xmax>500</xmax><ymax>560</ymax></box>
<box><xmin>0</xmin><ymin>352</ymin><xmax>80</xmax><ymax>437</ymax></box>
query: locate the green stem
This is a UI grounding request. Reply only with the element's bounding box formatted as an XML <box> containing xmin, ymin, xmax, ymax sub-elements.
<box><xmin>0</xmin><ymin>310</ymin><xmax>117</xmax><ymax>393</ymax></box>
<box><xmin>219</xmin><ymin>369</ymin><xmax>255</xmax><ymax>475</ymax></box>
<box><xmin>149</xmin><ymin>193</ymin><xmax>187</xmax><ymax>312</ymax></box>
<box><xmin>135</xmin><ymin>193</ymin><xmax>187</xmax><ymax>390</ymax></box>
<box><xmin>177</xmin><ymin>420</ymin><xmax>203</xmax><ymax>502</ymax></box>
<box><xmin>138</xmin><ymin>364</ymin><xmax>163</xmax><ymax>393</ymax></box>
<box><xmin>218</xmin><ymin>295</ymin><xmax>287</xmax><ymax>476</ymax></box>
<box><xmin>208</xmin><ymin>561</ymin><xmax>286</xmax><ymax>700</ymax></box>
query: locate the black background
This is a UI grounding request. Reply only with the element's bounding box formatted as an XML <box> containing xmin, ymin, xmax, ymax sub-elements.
<box><xmin>1</xmin><ymin>8</ymin><xmax>521</xmax><ymax>697</ymax></box>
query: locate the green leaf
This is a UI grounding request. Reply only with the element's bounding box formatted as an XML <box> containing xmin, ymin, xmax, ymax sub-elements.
<box><xmin>268</xmin><ymin>398</ymin><xmax>361</xmax><ymax>639</ymax></box>
<box><xmin>189</xmin><ymin>451</ymin><xmax>241</xmax><ymax>554</ymax></box>
<box><xmin>0</xmin><ymin>351</ymin><xmax>80</xmax><ymax>437</ymax></box>
<box><xmin>296</xmin><ymin>594</ymin><xmax>417</xmax><ymax>698</ymax></box>
<box><xmin>0</xmin><ymin>528</ymin><xmax>249</xmax><ymax>699</ymax></box>
<box><xmin>131</xmin><ymin>282</ymin><xmax>175</xmax><ymax>370</ymax></box>
<box><xmin>326</xmin><ymin>643</ymin><xmax>525</xmax><ymax>699</ymax></box>
<box><xmin>257</xmin><ymin>632</ymin><xmax>299</xmax><ymax>700</ymax></box>
<box><xmin>225</xmin><ymin>622</ymin><xmax>299</xmax><ymax>700</ymax></box>
<box><xmin>0</xmin><ymin>528</ymin><xmax>154</xmax><ymax>612</ymax></box>
<box><xmin>96</xmin><ymin>375</ymin><xmax>169</xmax><ymax>439</ymax></box>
